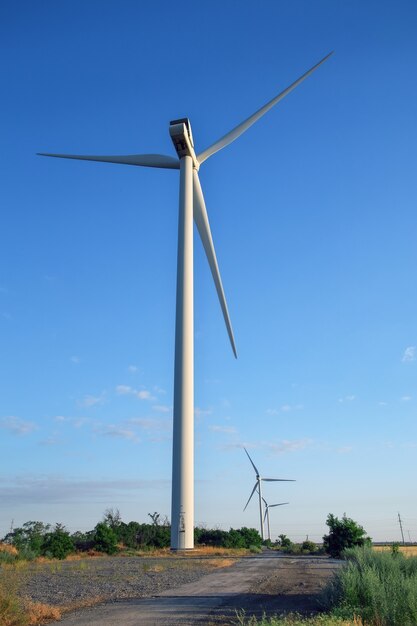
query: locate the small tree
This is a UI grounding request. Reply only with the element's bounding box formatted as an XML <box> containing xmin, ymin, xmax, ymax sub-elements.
<box><xmin>323</xmin><ymin>513</ymin><xmax>370</xmax><ymax>558</ymax></box>
<box><xmin>43</xmin><ymin>524</ymin><xmax>74</xmax><ymax>559</ymax></box>
<box><xmin>93</xmin><ymin>522</ymin><xmax>118</xmax><ymax>554</ymax></box>
<box><xmin>278</xmin><ymin>534</ymin><xmax>293</xmax><ymax>550</ymax></box>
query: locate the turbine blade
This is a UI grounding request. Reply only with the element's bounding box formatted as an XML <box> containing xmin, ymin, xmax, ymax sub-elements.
<box><xmin>269</xmin><ymin>502</ymin><xmax>289</xmax><ymax>508</ymax></box>
<box><xmin>37</xmin><ymin>153</ymin><xmax>180</xmax><ymax>169</ymax></box>
<box><xmin>263</xmin><ymin>509</ymin><xmax>268</xmax><ymax>523</ymax></box>
<box><xmin>262</xmin><ymin>496</ymin><xmax>267</xmax><ymax>506</ymax></box>
<box><xmin>243</xmin><ymin>482</ymin><xmax>258</xmax><ymax>511</ymax></box>
<box><xmin>263</xmin><ymin>478</ymin><xmax>296</xmax><ymax>482</ymax></box>
<box><xmin>197</xmin><ymin>52</ymin><xmax>333</xmax><ymax>164</ymax></box>
<box><xmin>193</xmin><ymin>170</ymin><xmax>237</xmax><ymax>358</ymax></box>
<box><xmin>244</xmin><ymin>448</ymin><xmax>260</xmax><ymax>476</ymax></box>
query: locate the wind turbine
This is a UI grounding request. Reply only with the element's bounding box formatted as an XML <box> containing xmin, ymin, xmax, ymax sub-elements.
<box><xmin>38</xmin><ymin>52</ymin><xmax>332</xmax><ymax>550</ymax></box>
<box><xmin>262</xmin><ymin>496</ymin><xmax>289</xmax><ymax>542</ymax></box>
<box><xmin>243</xmin><ymin>447</ymin><xmax>294</xmax><ymax>541</ymax></box>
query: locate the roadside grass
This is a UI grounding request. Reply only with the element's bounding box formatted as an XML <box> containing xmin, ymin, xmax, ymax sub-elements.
<box><xmin>0</xmin><ymin>562</ymin><xmax>60</xmax><ymax>625</ymax></box>
<box><xmin>235</xmin><ymin>611</ymin><xmax>363</xmax><ymax>625</ymax></box>
<box><xmin>322</xmin><ymin>546</ymin><xmax>417</xmax><ymax>625</ymax></box>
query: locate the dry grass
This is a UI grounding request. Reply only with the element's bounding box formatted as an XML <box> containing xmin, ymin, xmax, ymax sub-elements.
<box><xmin>373</xmin><ymin>545</ymin><xmax>417</xmax><ymax>556</ymax></box>
<box><xmin>25</xmin><ymin>601</ymin><xmax>61</xmax><ymax>624</ymax></box>
<box><xmin>205</xmin><ymin>557</ymin><xmax>235</xmax><ymax>568</ymax></box>
<box><xmin>0</xmin><ymin>543</ymin><xmax>19</xmax><ymax>557</ymax></box>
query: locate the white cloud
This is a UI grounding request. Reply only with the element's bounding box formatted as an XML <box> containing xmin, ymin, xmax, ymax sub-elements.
<box><xmin>266</xmin><ymin>438</ymin><xmax>311</xmax><ymax>455</ymax></box>
<box><xmin>129</xmin><ymin>418</ymin><xmax>170</xmax><ymax>432</ymax></box>
<box><xmin>402</xmin><ymin>346</ymin><xmax>415</xmax><ymax>363</ymax></box>
<box><xmin>116</xmin><ymin>385</ymin><xmax>155</xmax><ymax>401</ymax></box>
<box><xmin>401</xmin><ymin>395</ymin><xmax>411</xmax><ymax>402</ymax></box>
<box><xmin>99</xmin><ymin>426</ymin><xmax>139</xmax><ymax>442</ymax></box>
<box><xmin>152</xmin><ymin>404</ymin><xmax>171</xmax><ymax>413</ymax></box>
<box><xmin>266</xmin><ymin>404</ymin><xmax>303</xmax><ymax>415</ymax></box>
<box><xmin>137</xmin><ymin>390</ymin><xmax>153</xmax><ymax>400</ymax></box>
<box><xmin>128</xmin><ymin>365</ymin><xmax>138</xmax><ymax>373</ymax></box>
<box><xmin>70</xmin><ymin>356</ymin><xmax>80</xmax><ymax>364</ymax></box>
<box><xmin>116</xmin><ymin>385</ymin><xmax>133</xmax><ymax>395</ymax></box>
<box><xmin>337</xmin><ymin>446</ymin><xmax>353</xmax><ymax>454</ymax></box>
<box><xmin>194</xmin><ymin>407</ymin><xmax>212</xmax><ymax>418</ymax></box>
<box><xmin>0</xmin><ymin>475</ymin><xmax>170</xmax><ymax>506</ymax></box>
<box><xmin>0</xmin><ymin>416</ymin><xmax>37</xmax><ymax>436</ymax></box>
<box><xmin>378</xmin><ymin>401</ymin><xmax>388</xmax><ymax>407</ymax></box>
<box><xmin>79</xmin><ymin>393</ymin><xmax>105</xmax><ymax>407</ymax></box>
<box><xmin>338</xmin><ymin>395</ymin><xmax>356</xmax><ymax>403</ymax></box>
<box><xmin>209</xmin><ymin>425</ymin><xmax>237</xmax><ymax>434</ymax></box>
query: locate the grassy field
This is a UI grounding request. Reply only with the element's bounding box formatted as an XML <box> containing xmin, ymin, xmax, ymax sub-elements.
<box><xmin>373</xmin><ymin>545</ymin><xmax>417</xmax><ymax>557</ymax></box>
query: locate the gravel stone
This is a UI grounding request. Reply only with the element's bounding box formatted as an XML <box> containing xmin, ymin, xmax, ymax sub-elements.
<box><xmin>19</xmin><ymin>556</ymin><xmax>228</xmax><ymax>607</ymax></box>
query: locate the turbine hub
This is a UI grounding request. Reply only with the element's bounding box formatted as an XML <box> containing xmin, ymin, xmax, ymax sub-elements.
<box><xmin>169</xmin><ymin>118</ymin><xmax>199</xmax><ymax>170</ymax></box>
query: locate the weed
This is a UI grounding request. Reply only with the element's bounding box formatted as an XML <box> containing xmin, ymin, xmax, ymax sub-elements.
<box><xmin>234</xmin><ymin>610</ymin><xmax>363</xmax><ymax>625</ymax></box>
<box><xmin>322</xmin><ymin>546</ymin><xmax>417</xmax><ymax>625</ymax></box>
<box><xmin>0</xmin><ymin>565</ymin><xmax>28</xmax><ymax>626</ymax></box>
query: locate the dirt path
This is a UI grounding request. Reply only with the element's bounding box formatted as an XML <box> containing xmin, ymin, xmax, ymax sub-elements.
<box><xmin>52</xmin><ymin>553</ymin><xmax>340</xmax><ymax>625</ymax></box>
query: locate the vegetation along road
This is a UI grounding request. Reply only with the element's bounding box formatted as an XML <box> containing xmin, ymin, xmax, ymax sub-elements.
<box><xmin>49</xmin><ymin>552</ymin><xmax>340</xmax><ymax>625</ymax></box>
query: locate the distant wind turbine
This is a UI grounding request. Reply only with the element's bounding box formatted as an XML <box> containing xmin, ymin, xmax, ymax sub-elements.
<box><xmin>262</xmin><ymin>496</ymin><xmax>289</xmax><ymax>542</ymax></box>
<box><xmin>243</xmin><ymin>448</ymin><xmax>295</xmax><ymax>540</ymax></box>
<box><xmin>38</xmin><ymin>52</ymin><xmax>332</xmax><ymax>550</ymax></box>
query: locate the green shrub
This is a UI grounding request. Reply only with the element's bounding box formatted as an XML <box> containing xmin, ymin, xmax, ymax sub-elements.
<box><xmin>3</xmin><ymin>521</ymin><xmax>50</xmax><ymax>558</ymax></box>
<box><xmin>323</xmin><ymin>514</ymin><xmax>370</xmax><ymax>558</ymax></box>
<box><xmin>93</xmin><ymin>522</ymin><xmax>118</xmax><ymax>554</ymax></box>
<box><xmin>322</xmin><ymin>545</ymin><xmax>417</xmax><ymax>625</ymax></box>
<box><xmin>42</xmin><ymin>524</ymin><xmax>74</xmax><ymax>560</ymax></box>
<box><xmin>301</xmin><ymin>540</ymin><xmax>317</xmax><ymax>553</ymax></box>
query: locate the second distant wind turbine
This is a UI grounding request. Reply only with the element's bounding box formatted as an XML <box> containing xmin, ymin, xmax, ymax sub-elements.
<box><xmin>39</xmin><ymin>52</ymin><xmax>332</xmax><ymax>551</ymax></box>
<box><xmin>244</xmin><ymin>448</ymin><xmax>295</xmax><ymax>540</ymax></box>
<box><xmin>262</xmin><ymin>497</ymin><xmax>289</xmax><ymax>542</ymax></box>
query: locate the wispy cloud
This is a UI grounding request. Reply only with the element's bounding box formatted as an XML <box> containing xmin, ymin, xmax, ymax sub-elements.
<box><xmin>79</xmin><ymin>393</ymin><xmax>106</xmax><ymax>407</ymax></box>
<box><xmin>402</xmin><ymin>346</ymin><xmax>415</xmax><ymax>363</ymax></box>
<box><xmin>116</xmin><ymin>385</ymin><xmax>155</xmax><ymax>401</ymax></box>
<box><xmin>337</xmin><ymin>445</ymin><xmax>353</xmax><ymax>454</ymax></box>
<box><xmin>338</xmin><ymin>395</ymin><xmax>356</xmax><ymax>403</ymax></box>
<box><xmin>152</xmin><ymin>404</ymin><xmax>171</xmax><ymax>413</ymax></box>
<box><xmin>209</xmin><ymin>425</ymin><xmax>237</xmax><ymax>434</ymax></box>
<box><xmin>129</xmin><ymin>418</ymin><xmax>170</xmax><ymax>432</ymax></box>
<box><xmin>267</xmin><ymin>404</ymin><xmax>303</xmax><ymax>415</ymax></box>
<box><xmin>0</xmin><ymin>416</ymin><xmax>37</xmax><ymax>436</ymax></box>
<box><xmin>39</xmin><ymin>435</ymin><xmax>62</xmax><ymax>446</ymax></box>
<box><xmin>128</xmin><ymin>365</ymin><xmax>138</xmax><ymax>373</ymax></box>
<box><xmin>70</xmin><ymin>356</ymin><xmax>80</xmax><ymax>364</ymax></box>
<box><xmin>0</xmin><ymin>475</ymin><xmax>170</xmax><ymax>505</ymax></box>
<box><xmin>195</xmin><ymin>407</ymin><xmax>212</xmax><ymax>418</ymax></box>
<box><xmin>99</xmin><ymin>426</ymin><xmax>139</xmax><ymax>442</ymax></box>
<box><xmin>401</xmin><ymin>395</ymin><xmax>411</xmax><ymax>402</ymax></box>
<box><xmin>265</xmin><ymin>438</ymin><xmax>311</xmax><ymax>455</ymax></box>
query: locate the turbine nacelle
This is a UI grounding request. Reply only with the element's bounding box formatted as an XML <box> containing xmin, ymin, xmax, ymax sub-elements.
<box><xmin>169</xmin><ymin>118</ymin><xmax>199</xmax><ymax>170</ymax></box>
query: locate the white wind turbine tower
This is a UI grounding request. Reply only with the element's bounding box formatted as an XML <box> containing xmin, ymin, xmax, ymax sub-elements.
<box><xmin>243</xmin><ymin>448</ymin><xmax>294</xmax><ymax>541</ymax></box>
<box><xmin>262</xmin><ymin>497</ymin><xmax>289</xmax><ymax>542</ymax></box>
<box><xmin>39</xmin><ymin>52</ymin><xmax>332</xmax><ymax>550</ymax></box>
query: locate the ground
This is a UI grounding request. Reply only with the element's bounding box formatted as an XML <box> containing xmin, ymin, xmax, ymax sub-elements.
<box><xmin>26</xmin><ymin>552</ymin><xmax>341</xmax><ymax>625</ymax></box>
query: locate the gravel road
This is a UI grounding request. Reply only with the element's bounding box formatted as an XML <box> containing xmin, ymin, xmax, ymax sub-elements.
<box><xmin>23</xmin><ymin>552</ymin><xmax>340</xmax><ymax>625</ymax></box>
<box><xmin>20</xmin><ymin>555</ymin><xmax>229</xmax><ymax>609</ymax></box>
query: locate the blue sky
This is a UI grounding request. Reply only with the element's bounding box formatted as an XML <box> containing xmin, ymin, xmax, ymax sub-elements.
<box><xmin>1</xmin><ymin>0</ymin><xmax>416</xmax><ymax>542</ymax></box>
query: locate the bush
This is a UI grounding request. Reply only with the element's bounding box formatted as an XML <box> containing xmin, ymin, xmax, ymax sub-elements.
<box><xmin>277</xmin><ymin>534</ymin><xmax>293</xmax><ymax>551</ymax></box>
<box><xmin>42</xmin><ymin>524</ymin><xmax>74</xmax><ymax>560</ymax></box>
<box><xmin>3</xmin><ymin>521</ymin><xmax>50</xmax><ymax>558</ymax></box>
<box><xmin>93</xmin><ymin>523</ymin><xmax>118</xmax><ymax>554</ymax></box>
<box><xmin>323</xmin><ymin>514</ymin><xmax>370</xmax><ymax>558</ymax></box>
<box><xmin>301</xmin><ymin>540</ymin><xmax>317</xmax><ymax>553</ymax></box>
<box><xmin>322</xmin><ymin>545</ymin><xmax>417</xmax><ymax>625</ymax></box>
